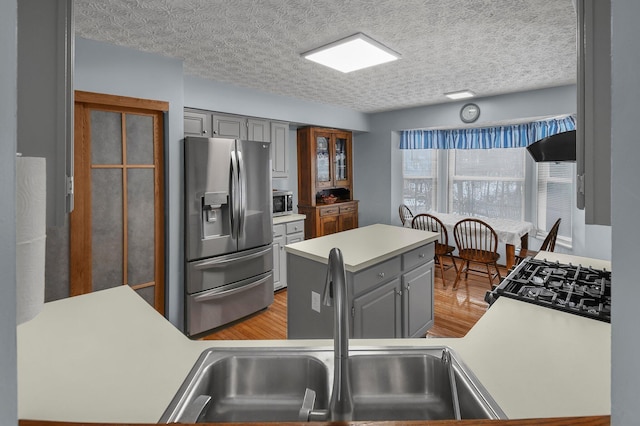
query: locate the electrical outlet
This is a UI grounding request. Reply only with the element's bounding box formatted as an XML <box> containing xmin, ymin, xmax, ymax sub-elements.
<box><xmin>311</xmin><ymin>291</ymin><xmax>321</xmax><ymax>313</ymax></box>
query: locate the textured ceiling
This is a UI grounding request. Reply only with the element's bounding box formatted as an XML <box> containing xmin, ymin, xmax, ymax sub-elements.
<box><xmin>74</xmin><ymin>0</ymin><xmax>577</xmax><ymax>113</ymax></box>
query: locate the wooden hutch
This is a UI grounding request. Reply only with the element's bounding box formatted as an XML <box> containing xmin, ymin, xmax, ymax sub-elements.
<box><xmin>297</xmin><ymin>126</ymin><xmax>358</xmax><ymax>239</ymax></box>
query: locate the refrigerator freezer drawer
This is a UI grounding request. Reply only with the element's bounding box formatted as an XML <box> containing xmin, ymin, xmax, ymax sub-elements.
<box><xmin>186</xmin><ymin>245</ymin><xmax>273</xmax><ymax>294</ymax></box>
<box><xmin>186</xmin><ymin>271</ymin><xmax>274</xmax><ymax>337</ymax></box>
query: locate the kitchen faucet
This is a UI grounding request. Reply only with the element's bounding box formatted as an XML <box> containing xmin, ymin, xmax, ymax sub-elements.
<box><xmin>299</xmin><ymin>247</ymin><xmax>354</xmax><ymax>421</ymax></box>
<box><xmin>323</xmin><ymin>247</ymin><xmax>354</xmax><ymax>421</ymax></box>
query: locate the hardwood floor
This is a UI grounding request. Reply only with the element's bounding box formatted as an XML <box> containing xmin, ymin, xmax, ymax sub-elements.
<box><xmin>200</xmin><ymin>258</ymin><xmax>507</xmax><ymax>341</ymax></box>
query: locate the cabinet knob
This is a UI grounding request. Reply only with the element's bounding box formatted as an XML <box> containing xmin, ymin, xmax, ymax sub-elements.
<box><xmin>396</xmin><ymin>289</ymin><xmax>402</xmax><ymax>296</ymax></box>
<box><xmin>203</xmin><ymin>130</ymin><xmax>207</xmax><ymax>134</ymax></box>
<box><xmin>377</xmin><ymin>272</ymin><xmax>385</xmax><ymax>279</ymax></box>
<box><xmin>419</xmin><ymin>253</ymin><xmax>425</xmax><ymax>258</ymax></box>
<box><xmin>280</xmin><ymin>246</ymin><xmax>284</xmax><ymax>250</ymax></box>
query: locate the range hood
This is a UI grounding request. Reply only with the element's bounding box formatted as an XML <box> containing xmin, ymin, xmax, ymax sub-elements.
<box><xmin>526</xmin><ymin>130</ymin><xmax>576</xmax><ymax>162</ymax></box>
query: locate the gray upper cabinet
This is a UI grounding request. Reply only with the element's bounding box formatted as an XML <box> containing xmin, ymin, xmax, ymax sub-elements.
<box><xmin>247</xmin><ymin>118</ymin><xmax>270</xmax><ymax>142</ymax></box>
<box><xmin>213</xmin><ymin>113</ymin><xmax>247</xmax><ymax>139</ymax></box>
<box><xmin>576</xmin><ymin>0</ymin><xmax>611</xmax><ymax>225</ymax></box>
<box><xmin>270</xmin><ymin>121</ymin><xmax>288</xmax><ymax>178</ymax></box>
<box><xmin>184</xmin><ymin>110</ymin><xmax>211</xmax><ymax>137</ymax></box>
<box><xmin>184</xmin><ymin>109</ymin><xmax>289</xmax><ymax>178</ymax></box>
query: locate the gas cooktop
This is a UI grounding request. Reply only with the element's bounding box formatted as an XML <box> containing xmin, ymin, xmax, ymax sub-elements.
<box><xmin>485</xmin><ymin>257</ymin><xmax>611</xmax><ymax>323</ymax></box>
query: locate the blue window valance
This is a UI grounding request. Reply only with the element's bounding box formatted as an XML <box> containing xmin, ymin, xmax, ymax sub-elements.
<box><xmin>399</xmin><ymin>115</ymin><xmax>576</xmax><ymax>150</ymax></box>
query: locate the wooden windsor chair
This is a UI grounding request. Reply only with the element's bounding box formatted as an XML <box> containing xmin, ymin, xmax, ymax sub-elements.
<box><xmin>411</xmin><ymin>213</ymin><xmax>458</xmax><ymax>288</ymax></box>
<box><xmin>398</xmin><ymin>204</ymin><xmax>414</xmax><ymax>227</ymax></box>
<box><xmin>453</xmin><ymin>218</ymin><xmax>502</xmax><ymax>290</ymax></box>
<box><xmin>515</xmin><ymin>218</ymin><xmax>561</xmax><ymax>264</ymax></box>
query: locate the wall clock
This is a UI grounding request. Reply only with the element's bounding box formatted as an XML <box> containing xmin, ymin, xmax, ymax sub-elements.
<box><xmin>460</xmin><ymin>103</ymin><xmax>480</xmax><ymax>123</ymax></box>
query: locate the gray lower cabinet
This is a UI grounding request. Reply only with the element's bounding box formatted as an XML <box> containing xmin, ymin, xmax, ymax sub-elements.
<box><xmin>353</xmin><ymin>277</ymin><xmax>403</xmax><ymax>338</ymax></box>
<box><xmin>287</xmin><ymin>242</ymin><xmax>435</xmax><ymax>339</ymax></box>
<box><xmin>272</xmin><ymin>225</ymin><xmax>286</xmax><ymax>291</ymax></box>
<box><xmin>403</xmin><ymin>262</ymin><xmax>434</xmax><ymax>337</ymax></box>
<box><xmin>353</xmin><ymin>259</ymin><xmax>434</xmax><ymax>338</ymax></box>
<box><xmin>273</xmin><ymin>220</ymin><xmax>304</xmax><ymax>291</ymax></box>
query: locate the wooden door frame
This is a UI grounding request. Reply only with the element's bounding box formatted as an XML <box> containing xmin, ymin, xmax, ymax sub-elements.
<box><xmin>71</xmin><ymin>91</ymin><xmax>168</xmax><ymax>314</ymax></box>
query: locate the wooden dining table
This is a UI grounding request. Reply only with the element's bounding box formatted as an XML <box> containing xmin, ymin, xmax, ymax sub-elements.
<box><xmin>423</xmin><ymin>212</ymin><xmax>536</xmax><ymax>269</ymax></box>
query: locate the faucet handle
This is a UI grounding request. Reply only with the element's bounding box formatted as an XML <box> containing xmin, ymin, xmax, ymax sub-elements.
<box><xmin>298</xmin><ymin>388</ymin><xmax>317</xmax><ymax>421</ymax></box>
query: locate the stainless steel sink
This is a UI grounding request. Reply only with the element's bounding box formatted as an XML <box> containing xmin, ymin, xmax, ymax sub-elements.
<box><xmin>159</xmin><ymin>351</ymin><xmax>331</xmax><ymax>423</ymax></box>
<box><xmin>159</xmin><ymin>346</ymin><xmax>506</xmax><ymax>423</ymax></box>
<box><xmin>348</xmin><ymin>350</ymin><xmax>501</xmax><ymax>421</ymax></box>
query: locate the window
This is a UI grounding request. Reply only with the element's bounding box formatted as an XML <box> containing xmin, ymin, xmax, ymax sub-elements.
<box><xmin>536</xmin><ymin>162</ymin><xmax>574</xmax><ymax>243</ymax></box>
<box><xmin>401</xmin><ymin>147</ymin><xmax>574</xmax><ymax>245</ymax></box>
<box><xmin>449</xmin><ymin>148</ymin><xmax>526</xmax><ymax>220</ymax></box>
<box><xmin>402</xmin><ymin>149</ymin><xmax>436</xmax><ymax>213</ymax></box>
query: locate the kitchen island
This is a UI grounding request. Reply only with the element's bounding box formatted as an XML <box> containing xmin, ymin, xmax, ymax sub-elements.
<box><xmin>284</xmin><ymin>224</ymin><xmax>439</xmax><ymax>339</ymax></box>
<box><xmin>16</xmin><ymin>251</ymin><xmax>611</xmax><ymax>424</ymax></box>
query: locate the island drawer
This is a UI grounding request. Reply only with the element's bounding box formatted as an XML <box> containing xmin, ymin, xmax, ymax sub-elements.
<box><xmin>402</xmin><ymin>243</ymin><xmax>435</xmax><ymax>271</ymax></box>
<box><xmin>352</xmin><ymin>256</ymin><xmax>401</xmax><ymax>296</ymax></box>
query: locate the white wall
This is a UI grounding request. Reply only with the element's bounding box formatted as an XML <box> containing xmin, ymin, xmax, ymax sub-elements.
<box><xmin>0</xmin><ymin>0</ymin><xmax>18</xmax><ymax>423</ymax></box>
<box><xmin>611</xmin><ymin>0</ymin><xmax>640</xmax><ymax>423</ymax></box>
<box><xmin>74</xmin><ymin>37</ymin><xmax>185</xmax><ymax>328</ymax></box>
<box><xmin>354</xmin><ymin>85</ymin><xmax>611</xmax><ymax>261</ymax></box>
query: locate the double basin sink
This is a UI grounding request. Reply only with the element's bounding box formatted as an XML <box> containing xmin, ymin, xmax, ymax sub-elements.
<box><xmin>159</xmin><ymin>345</ymin><xmax>506</xmax><ymax>423</ymax></box>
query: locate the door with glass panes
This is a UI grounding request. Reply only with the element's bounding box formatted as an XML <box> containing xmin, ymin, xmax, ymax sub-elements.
<box><xmin>70</xmin><ymin>91</ymin><xmax>166</xmax><ymax>313</ymax></box>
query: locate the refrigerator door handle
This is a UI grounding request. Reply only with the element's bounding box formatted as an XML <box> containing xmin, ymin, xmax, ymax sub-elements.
<box><xmin>193</xmin><ymin>274</ymin><xmax>271</xmax><ymax>302</ymax></box>
<box><xmin>237</xmin><ymin>149</ymin><xmax>246</xmax><ymax>237</ymax></box>
<box><xmin>192</xmin><ymin>246</ymin><xmax>272</xmax><ymax>270</ymax></box>
<box><xmin>230</xmin><ymin>149</ymin><xmax>239</xmax><ymax>240</ymax></box>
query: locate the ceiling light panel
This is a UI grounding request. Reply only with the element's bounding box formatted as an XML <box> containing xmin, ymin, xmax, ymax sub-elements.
<box><xmin>444</xmin><ymin>90</ymin><xmax>476</xmax><ymax>100</ymax></box>
<box><xmin>302</xmin><ymin>33</ymin><xmax>400</xmax><ymax>73</ymax></box>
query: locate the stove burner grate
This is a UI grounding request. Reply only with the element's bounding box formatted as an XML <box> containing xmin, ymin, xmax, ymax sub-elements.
<box><xmin>490</xmin><ymin>258</ymin><xmax>611</xmax><ymax>323</ymax></box>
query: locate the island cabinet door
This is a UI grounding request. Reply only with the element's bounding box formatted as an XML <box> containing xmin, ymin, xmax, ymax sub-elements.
<box><xmin>352</xmin><ymin>277</ymin><xmax>402</xmax><ymax>338</ymax></box>
<box><xmin>402</xmin><ymin>261</ymin><xmax>434</xmax><ymax>338</ymax></box>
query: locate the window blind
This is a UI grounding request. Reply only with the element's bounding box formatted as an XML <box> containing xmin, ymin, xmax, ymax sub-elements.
<box><xmin>536</xmin><ymin>162</ymin><xmax>574</xmax><ymax>240</ymax></box>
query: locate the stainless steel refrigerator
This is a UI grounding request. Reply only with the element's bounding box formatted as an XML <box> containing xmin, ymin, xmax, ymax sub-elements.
<box><xmin>184</xmin><ymin>136</ymin><xmax>274</xmax><ymax>337</ymax></box>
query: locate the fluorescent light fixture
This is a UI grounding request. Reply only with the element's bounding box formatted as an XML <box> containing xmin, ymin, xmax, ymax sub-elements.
<box><xmin>302</xmin><ymin>33</ymin><xmax>400</xmax><ymax>73</ymax></box>
<box><xmin>444</xmin><ymin>90</ymin><xmax>476</xmax><ymax>100</ymax></box>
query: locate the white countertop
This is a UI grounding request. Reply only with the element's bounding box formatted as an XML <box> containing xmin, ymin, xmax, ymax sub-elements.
<box><xmin>273</xmin><ymin>213</ymin><xmax>306</xmax><ymax>225</ymax></box>
<box><xmin>17</xmin><ymin>250</ymin><xmax>611</xmax><ymax>423</ymax></box>
<box><xmin>284</xmin><ymin>223</ymin><xmax>439</xmax><ymax>272</ymax></box>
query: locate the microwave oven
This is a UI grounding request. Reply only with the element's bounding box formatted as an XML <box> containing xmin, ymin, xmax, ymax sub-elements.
<box><xmin>273</xmin><ymin>190</ymin><xmax>293</xmax><ymax>216</ymax></box>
